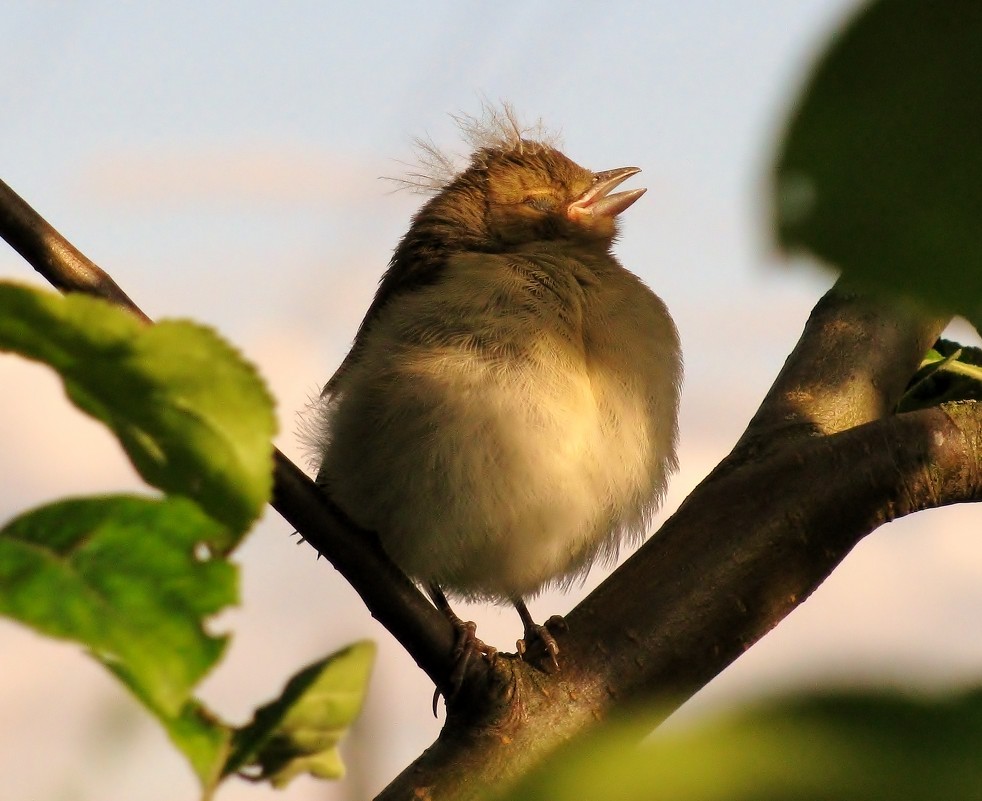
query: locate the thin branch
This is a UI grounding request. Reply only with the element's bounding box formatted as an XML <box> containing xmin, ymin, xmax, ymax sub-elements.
<box><xmin>270</xmin><ymin>452</ymin><xmax>458</xmax><ymax>683</ymax></box>
<box><xmin>0</xmin><ymin>179</ymin><xmax>151</xmax><ymax>323</ymax></box>
<box><xmin>0</xmin><ymin>177</ymin><xmax>459</xmax><ymax>688</ymax></box>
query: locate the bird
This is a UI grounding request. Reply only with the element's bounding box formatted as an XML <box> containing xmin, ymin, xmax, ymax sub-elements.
<box><xmin>307</xmin><ymin>107</ymin><xmax>681</xmax><ymax>688</ymax></box>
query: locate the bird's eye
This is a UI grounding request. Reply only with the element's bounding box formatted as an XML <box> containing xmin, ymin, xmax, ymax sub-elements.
<box><xmin>524</xmin><ymin>194</ymin><xmax>557</xmax><ymax>212</ymax></box>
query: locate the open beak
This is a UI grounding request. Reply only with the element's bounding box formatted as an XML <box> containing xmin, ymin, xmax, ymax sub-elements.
<box><xmin>567</xmin><ymin>167</ymin><xmax>646</xmax><ymax>221</ymax></box>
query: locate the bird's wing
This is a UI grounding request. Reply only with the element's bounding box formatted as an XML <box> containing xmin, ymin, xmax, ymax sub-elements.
<box><xmin>322</xmin><ymin>252</ymin><xmax>453</xmax><ymax>395</ymax></box>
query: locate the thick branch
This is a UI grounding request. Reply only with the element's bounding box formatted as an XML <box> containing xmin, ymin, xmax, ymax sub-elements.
<box><xmin>0</xmin><ymin>178</ymin><xmax>459</xmax><ymax>688</ymax></box>
<box><xmin>380</xmin><ymin>402</ymin><xmax>982</xmax><ymax>797</ymax></box>
<box><xmin>569</xmin><ymin>403</ymin><xmax>982</xmax><ymax>708</ymax></box>
<box><xmin>377</xmin><ymin>289</ymin><xmax>958</xmax><ymax>798</ymax></box>
<box><xmin>726</xmin><ymin>286</ymin><xmax>947</xmax><ymax>466</ymax></box>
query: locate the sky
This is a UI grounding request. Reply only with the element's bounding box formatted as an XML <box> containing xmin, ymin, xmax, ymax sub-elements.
<box><xmin>3</xmin><ymin>2</ymin><xmax>982</xmax><ymax>800</ymax></box>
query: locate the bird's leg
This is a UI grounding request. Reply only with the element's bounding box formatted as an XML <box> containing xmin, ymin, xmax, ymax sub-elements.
<box><xmin>427</xmin><ymin>583</ymin><xmax>497</xmax><ymax>714</ymax></box>
<box><xmin>512</xmin><ymin>597</ymin><xmax>566</xmax><ymax>672</ymax></box>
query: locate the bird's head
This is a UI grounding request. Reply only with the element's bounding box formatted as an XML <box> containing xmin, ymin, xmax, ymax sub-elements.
<box><xmin>476</xmin><ymin>142</ymin><xmax>645</xmax><ymax>249</ymax></box>
<box><xmin>389</xmin><ymin>107</ymin><xmax>645</xmax><ymax>275</ymax></box>
<box><xmin>400</xmin><ymin>141</ymin><xmax>645</xmax><ymax>262</ymax></box>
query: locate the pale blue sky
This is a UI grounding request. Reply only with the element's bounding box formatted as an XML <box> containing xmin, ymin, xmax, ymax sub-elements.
<box><xmin>3</xmin><ymin>1</ymin><xmax>848</xmax><ymax>318</ymax></box>
<box><xmin>5</xmin><ymin>3</ymin><xmax>981</xmax><ymax>800</ymax></box>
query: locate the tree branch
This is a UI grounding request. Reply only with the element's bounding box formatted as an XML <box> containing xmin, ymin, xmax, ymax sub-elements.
<box><xmin>375</xmin><ymin>287</ymin><xmax>960</xmax><ymax>798</ymax></box>
<box><xmin>0</xmin><ymin>180</ymin><xmax>151</xmax><ymax>323</ymax></box>
<box><xmin>3</xmin><ymin>178</ymin><xmax>973</xmax><ymax>800</ymax></box>
<box><xmin>379</xmin><ymin>401</ymin><xmax>982</xmax><ymax>798</ymax></box>
<box><xmin>725</xmin><ymin>286</ymin><xmax>948</xmax><ymax>466</ymax></box>
<box><xmin>0</xmin><ymin>178</ymin><xmax>460</xmax><ymax>689</ymax></box>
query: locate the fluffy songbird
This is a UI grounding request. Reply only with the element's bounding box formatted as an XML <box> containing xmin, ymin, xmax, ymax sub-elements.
<box><xmin>308</xmin><ymin>115</ymin><xmax>681</xmax><ymax>669</ymax></box>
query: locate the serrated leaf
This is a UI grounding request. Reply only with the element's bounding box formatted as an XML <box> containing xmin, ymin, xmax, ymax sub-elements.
<box><xmin>226</xmin><ymin>641</ymin><xmax>376</xmax><ymax>787</ymax></box>
<box><xmin>501</xmin><ymin>687</ymin><xmax>982</xmax><ymax>801</ymax></box>
<box><xmin>0</xmin><ymin>282</ymin><xmax>276</xmax><ymax>538</ymax></box>
<box><xmin>0</xmin><ymin>495</ymin><xmax>235</xmax><ymax>716</ymax></box>
<box><xmin>773</xmin><ymin>0</ymin><xmax>982</xmax><ymax>319</ymax></box>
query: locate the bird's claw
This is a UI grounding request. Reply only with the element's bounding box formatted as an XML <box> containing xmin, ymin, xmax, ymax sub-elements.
<box><xmin>517</xmin><ymin>614</ymin><xmax>567</xmax><ymax>672</ymax></box>
<box><xmin>432</xmin><ymin>617</ymin><xmax>498</xmax><ymax>716</ymax></box>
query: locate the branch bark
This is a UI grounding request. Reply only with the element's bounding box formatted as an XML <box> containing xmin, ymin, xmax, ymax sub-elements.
<box><xmin>379</xmin><ymin>401</ymin><xmax>982</xmax><ymax>796</ymax></box>
<box><xmin>727</xmin><ymin>288</ymin><xmax>945</xmax><ymax>462</ymax></box>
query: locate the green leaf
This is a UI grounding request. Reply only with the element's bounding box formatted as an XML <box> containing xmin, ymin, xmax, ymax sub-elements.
<box><xmin>773</xmin><ymin>0</ymin><xmax>982</xmax><ymax>319</ymax></box>
<box><xmin>0</xmin><ymin>496</ymin><xmax>235</xmax><ymax>717</ymax></box>
<box><xmin>226</xmin><ymin>641</ymin><xmax>376</xmax><ymax>787</ymax></box>
<box><xmin>899</xmin><ymin>338</ymin><xmax>982</xmax><ymax>410</ymax></box>
<box><xmin>157</xmin><ymin>700</ymin><xmax>234</xmax><ymax>795</ymax></box>
<box><xmin>0</xmin><ymin>282</ymin><xmax>276</xmax><ymax>538</ymax></box>
<box><xmin>501</xmin><ymin>687</ymin><xmax>982</xmax><ymax>801</ymax></box>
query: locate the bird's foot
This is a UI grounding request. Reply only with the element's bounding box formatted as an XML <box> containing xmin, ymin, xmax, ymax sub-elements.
<box><xmin>516</xmin><ymin>614</ymin><xmax>567</xmax><ymax>673</ymax></box>
<box><xmin>431</xmin><ymin>610</ymin><xmax>498</xmax><ymax>716</ymax></box>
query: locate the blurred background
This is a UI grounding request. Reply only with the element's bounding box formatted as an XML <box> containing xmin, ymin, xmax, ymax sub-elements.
<box><xmin>2</xmin><ymin>2</ymin><xmax>981</xmax><ymax>799</ymax></box>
